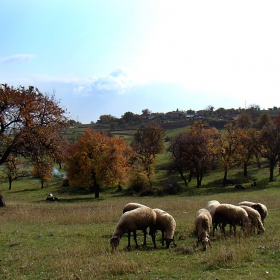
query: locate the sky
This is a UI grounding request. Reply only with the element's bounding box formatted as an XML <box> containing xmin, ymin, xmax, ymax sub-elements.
<box><xmin>1</xmin><ymin>0</ymin><xmax>280</xmax><ymax>123</ymax></box>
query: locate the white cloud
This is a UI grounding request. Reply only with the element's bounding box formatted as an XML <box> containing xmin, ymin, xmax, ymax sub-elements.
<box><xmin>85</xmin><ymin>68</ymin><xmax>134</xmax><ymax>94</ymax></box>
<box><xmin>1</xmin><ymin>54</ymin><xmax>35</xmax><ymax>63</ymax></box>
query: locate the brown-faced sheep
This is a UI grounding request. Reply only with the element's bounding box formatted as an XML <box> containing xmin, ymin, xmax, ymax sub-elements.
<box><xmin>110</xmin><ymin>206</ymin><xmax>157</xmax><ymax>249</ymax></box>
<box><xmin>238</xmin><ymin>201</ymin><xmax>268</xmax><ymax>224</ymax></box>
<box><xmin>153</xmin><ymin>208</ymin><xmax>177</xmax><ymax>249</ymax></box>
<box><xmin>205</xmin><ymin>200</ymin><xmax>220</xmax><ymax>218</ymax></box>
<box><xmin>212</xmin><ymin>204</ymin><xmax>250</xmax><ymax>237</ymax></box>
<box><xmin>195</xmin><ymin>208</ymin><xmax>212</xmax><ymax>251</ymax></box>
<box><xmin>240</xmin><ymin>205</ymin><xmax>265</xmax><ymax>234</ymax></box>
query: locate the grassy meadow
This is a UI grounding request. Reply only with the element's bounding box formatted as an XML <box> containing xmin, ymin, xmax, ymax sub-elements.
<box><xmin>1</xmin><ymin>171</ymin><xmax>280</xmax><ymax>279</ymax></box>
<box><xmin>1</xmin><ymin>124</ymin><xmax>280</xmax><ymax>279</ymax></box>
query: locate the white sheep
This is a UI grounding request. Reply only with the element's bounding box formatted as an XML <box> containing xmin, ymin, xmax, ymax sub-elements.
<box><xmin>122</xmin><ymin>202</ymin><xmax>146</xmax><ymax>213</ymax></box>
<box><xmin>153</xmin><ymin>208</ymin><xmax>177</xmax><ymax>249</ymax></box>
<box><xmin>238</xmin><ymin>201</ymin><xmax>268</xmax><ymax>224</ymax></box>
<box><xmin>195</xmin><ymin>208</ymin><xmax>212</xmax><ymax>251</ymax></box>
<box><xmin>205</xmin><ymin>200</ymin><xmax>220</xmax><ymax>218</ymax></box>
<box><xmin>110</xmin><ymin>206</ymin><xmax>157</xmax><ymax>249</ymax></box>
<box><xmin>212</xmin><ymin>203</ymin><xmax>250</xmax><ymax>236</ymax></box>
<box><xmin>240</xmin><ymin>205</ymin><xmax>265</xmax><ymax>234</ymax></box>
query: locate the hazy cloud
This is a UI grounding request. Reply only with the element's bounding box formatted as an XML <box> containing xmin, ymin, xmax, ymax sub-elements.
<box><xmin>1</xmin><ymin>54</ymin><xmax>35</xmax><ymax>64</ymax></box>
<box><xmin>89</xmin><ymin>68</ymin><xmax>132</xmax><ymax>94</ymax></box>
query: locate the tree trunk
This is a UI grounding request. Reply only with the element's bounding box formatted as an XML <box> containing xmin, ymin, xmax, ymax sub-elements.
<box><xmin>8</xmin><ymin>177</ymin><xmax>12</xmax><ymax>190</ymax></box>
<box><xmin>269</xmin><ymin>161</ymin><xmax>274</xmax><ymax>182</ymax></box>
<box><xmin>93</xmin><ymin>180</ymin><xmax>100</xmax><ymax>198</ymax></box>
<box><xmin>41</xmin><ymin>181</ymin><xmax>44</xmax><ymax>189</ymax></box>
<box><xmin>196</xmin><ymin>174</ymin><xmax>201</xmax><ymax>188</ymax></box>
<box><xmin>243</xmin><ymin>163</ymin><xmax>248</xmax><ymax>177</ymax></box>
<box><xmin>178</xmin><ymin>170</ymin><xmax>188</xmax><ymax>187</ymax></box>
<box><xmin>223</xmin><ymin>167</ymin><xmax>228</xmax><ymax>186</ymax></box>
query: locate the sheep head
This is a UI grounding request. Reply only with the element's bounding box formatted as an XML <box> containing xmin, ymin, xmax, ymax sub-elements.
<box><xmin>200</xmin><ymin>236</ymin><xmax>211</xmax><ymax>251</ymax></box>
<box><xmin>110</xmin><ymin>236</ymin><xmax>120</xmax><ymax>249</ymax></box>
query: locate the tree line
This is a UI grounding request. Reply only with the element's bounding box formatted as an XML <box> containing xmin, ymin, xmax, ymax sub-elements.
<box><xmin>1</xmin><ymin>84</ymin><xmax>280</xmax><ymax>198</ymax></box>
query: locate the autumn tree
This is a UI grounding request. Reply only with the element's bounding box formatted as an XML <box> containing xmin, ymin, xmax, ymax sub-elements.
<box><xmin>168</xmin><ymin>121</ymin><xmax>219</xmax><ymax>187</ymax></box>
<box><xmin>0</xmin><ymin>84</ymin><xmax>68</xmax><ymax>167</ymax></box>
<box><xmin>255</xmin><ymin>113</ymin><xmax>272</xmax><ymax>129</ymax></box>
<box><xmin>167</xmin><ymin>132</ymin><xmax>189</xmax><ymax>186</ymax></box>
<box><xmin>131</xmin><ymin>122</ymin><xmax>164</xmax><ymax>185</ymax></box>
<box><xmin>235</xmin><ymin>113</ymin><xmax>252</xmax><ymax>129</ymax></box>
<box><xmin>65</xmin><ymin>130</ymin><xmax>132</xmax><ymax>198</ymax></box>
<box><xmin>32</xmin><ymin>161</ymin><xmax>53</xmax><ymax>189</ymax></box>
<box><xmin>234</xmin><ymin>128</ymin><xmax>258</xmax><ymax>178</ymax></box>
<box><xmin>2</xmin><ymin>155</ymin><xmax>28</xmax><ymax>190</ymax></box>
<box><xmin>218</xmin><ymin>122</ymin><xmax>240</xmax><ymax>185</ymax></box>
<box><xmin>255</xmin><ymin>123</ymin><xmax>280</xmax><ymax>181</ymax></box>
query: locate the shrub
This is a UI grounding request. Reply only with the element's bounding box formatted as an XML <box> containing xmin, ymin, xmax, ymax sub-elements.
<box><xmin>128</xmin><ymin>171</ymin><xmax>150</xmax><ymax>193</ymax></box>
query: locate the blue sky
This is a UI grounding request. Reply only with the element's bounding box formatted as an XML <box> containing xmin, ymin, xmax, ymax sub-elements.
<box><xmin>1</xmin><ymin>0</ymin><xmax>280</xmax><ymax>123</ymax></box>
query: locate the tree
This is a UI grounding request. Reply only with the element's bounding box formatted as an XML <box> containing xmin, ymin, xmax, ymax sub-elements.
<box><xmin>235</xmin><ymin>113</ymin><xmax>252</xmax><ymax>129</ymax></box>
<box><xmin>0</xmin><ymin>84</ymin><xmax>68</xmax><ymax>166</ymax></box>
<box><xmin>2</xmin><ymin>155</ymin><xmax>28</xmax><ymax>190</ymax></box>
<box><xmin>121</xmin><ymin>111</ymin><xmax>136</xmax><ymax>124</ymax></box>
<box><xmin>234</xmin><ymin>128</ymin><xmax>257</xmax><ymax>178</ymax></box>
<box><xmin>142</xmin><ymin>109</ymin><xmax>152</xmax><ymax>119</ymax></box>
<box><xmin>255</xmin><ymin>113</ymin><xmax>272</xmax><ymax>129</ymax></box>
<box><xmin>167</xmin><ymin>132</ymin><xmax>189</xmax><ymax>187</ymax></box>
<box><xmin>66</xmin><ymin>130</ymin><xmax>132</xmax><ymax>198</ymax></box>
<box><xmin>32</xmin><ymin>161</ymin><xmax>53</xmax><ymax>189</ymax></box>
<box><xmin>256</xmin><ymin>124</ymin><xmax>280</xmax><ymax>181</ymax></box>
<box><xmin>218</xmin><ymin>122</ymin><xmax>240</xmax><ymax>185</ymax></box>
<box><xmin>168</xmin><ymin>121</ymin><xmax>219</xmax><ymax>187</ymax></box>
<box><xmin>131</xmin><ymin>122</ymin><xmax>164</xmax><ymax>185</ymax></box>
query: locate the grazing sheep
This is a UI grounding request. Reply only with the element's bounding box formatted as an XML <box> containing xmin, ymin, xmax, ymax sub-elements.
<box><xmin>122</xmin><ymin>202</ymin><xmax>146</xmax><ymax>213</ymax></box>
<box><xmin>205</xmin><ymin>200</ymin><xmax>220</xmax><ymax>218</ymax></box>
<box><xmin>46</xmin><ymin>193</ymin><xmax>60</xmax><ymax>201</ymax></box>
<box><xmin>212</xmin><ymin>204</ymin><xmax>250</xmax><ymax>237</ymax></box>
<box><xmin>110</xmin><ymin>206</ymin><xmax>157</xmax><ymax>249</ymax></box>
<box><xmin>240</xmin><ymin>205</ymin><xmax>265</xmax><ymax>234</ymax></box>
<box><xmin>153</xmin><ymin>208</ymin><xmax>177</xmax><ymax>249</ymax></box>
<box><xmin>195</xmin><ymin>208</ymin><xmax>212</xmax><ymax>251</ymax></box>
<box><xmin>238</xmin><ymin>201</ymin><xmax>268</xmax><ymax>224</ymax></box>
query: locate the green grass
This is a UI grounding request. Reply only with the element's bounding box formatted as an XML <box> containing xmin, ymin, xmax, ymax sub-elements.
<box><xmin>1</xmin><ymin>124</ymin><xmax>280</xmax><ymax>279</ymax></box>
<box><xmin>1</xmin><ymin>169</ymin><xmax>280</xmax><ymax>279</ymax></box>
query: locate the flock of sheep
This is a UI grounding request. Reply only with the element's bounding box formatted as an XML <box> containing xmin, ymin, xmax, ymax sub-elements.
<box><xmin>110</xmin><ymin>203</ymin><xmax>176</xmax><ymax>250</ymax></box>
<box><xmin>195</xmin><ymin>200</ymin><xmax>267</xmax><ymax>250</ymax></box>
<box><xmin>110</xmin><ymin>200</ymin><xmax>267</xmax><ymax>252</ymax></box>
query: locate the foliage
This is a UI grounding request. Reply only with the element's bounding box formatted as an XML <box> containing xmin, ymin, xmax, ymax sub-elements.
<box><xmin>2</xmin><ymin>155</ymin><xmax>29</xmax><ymax>189</ymax></box>
<box><xmin>127</xmin><ymin>163</ymin><xmax>151</xmax><ymax>193</ymax></box>
<box><xmin>65</xmin><ymin>129</ymin><xmax>132</xmax><ymax>198</ymax></box>
<box><xmin>32</xmin><ymin>161</ymin><xmax>53</xmax><ymax>189</ymax></box>
<box><xmin>218</xmin><ymin>122</ymin><xmax>240</xmax><ymax>185</ymax></box>
<box><xmin>256</xmin><ymin>123</ymin><xmax>280</xmax><ymax>181</ymax></box>
<box><xmin>167</xmin><ymin>121</ymin><xmax>220</xmax><ymax>187</ymax></box>
<box><xmin>235</xmin><ymin>113</ymin><xmax>252</xmax><ymax>128</ymax></box>
<box><xmin>131</xmin><ymin>122</ymin><xmax>164</xmax><ymax>184</ymax></box>
<box><xmin>0</xmin><ymin>84</ymin><xmax>68</xmax><ymax>166</ymax></box>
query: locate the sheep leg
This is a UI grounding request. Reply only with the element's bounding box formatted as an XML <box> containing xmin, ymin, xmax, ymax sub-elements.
<box><xmin>127</xmin><ymin>231</ymin><xmax>131</xmax><ymax>248</ymax></box>
<box><xmin>161</xmin><ymin>230</ymin><xmax>165</xmax><ymax>246</ymax></box>
<box><xmin>142</xmin><ymin>230</ymin><xmax>147</xmax><ymax>247</ymax></box>
<box><xmin>133</xmin><ymin>231</ymin><xmax>139</xmax><ymax>248</ymax></box>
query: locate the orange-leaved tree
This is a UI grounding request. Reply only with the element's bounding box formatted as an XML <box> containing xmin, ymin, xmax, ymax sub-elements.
<box><xmin>65</xmin><ymin>129</ymin><xmax>132</xmax><ymax>198</ymax></box>
<box><xmin>0</xmin><ymin>84</ymin><xmax>68</xmax><ymax>166</ymax></box>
